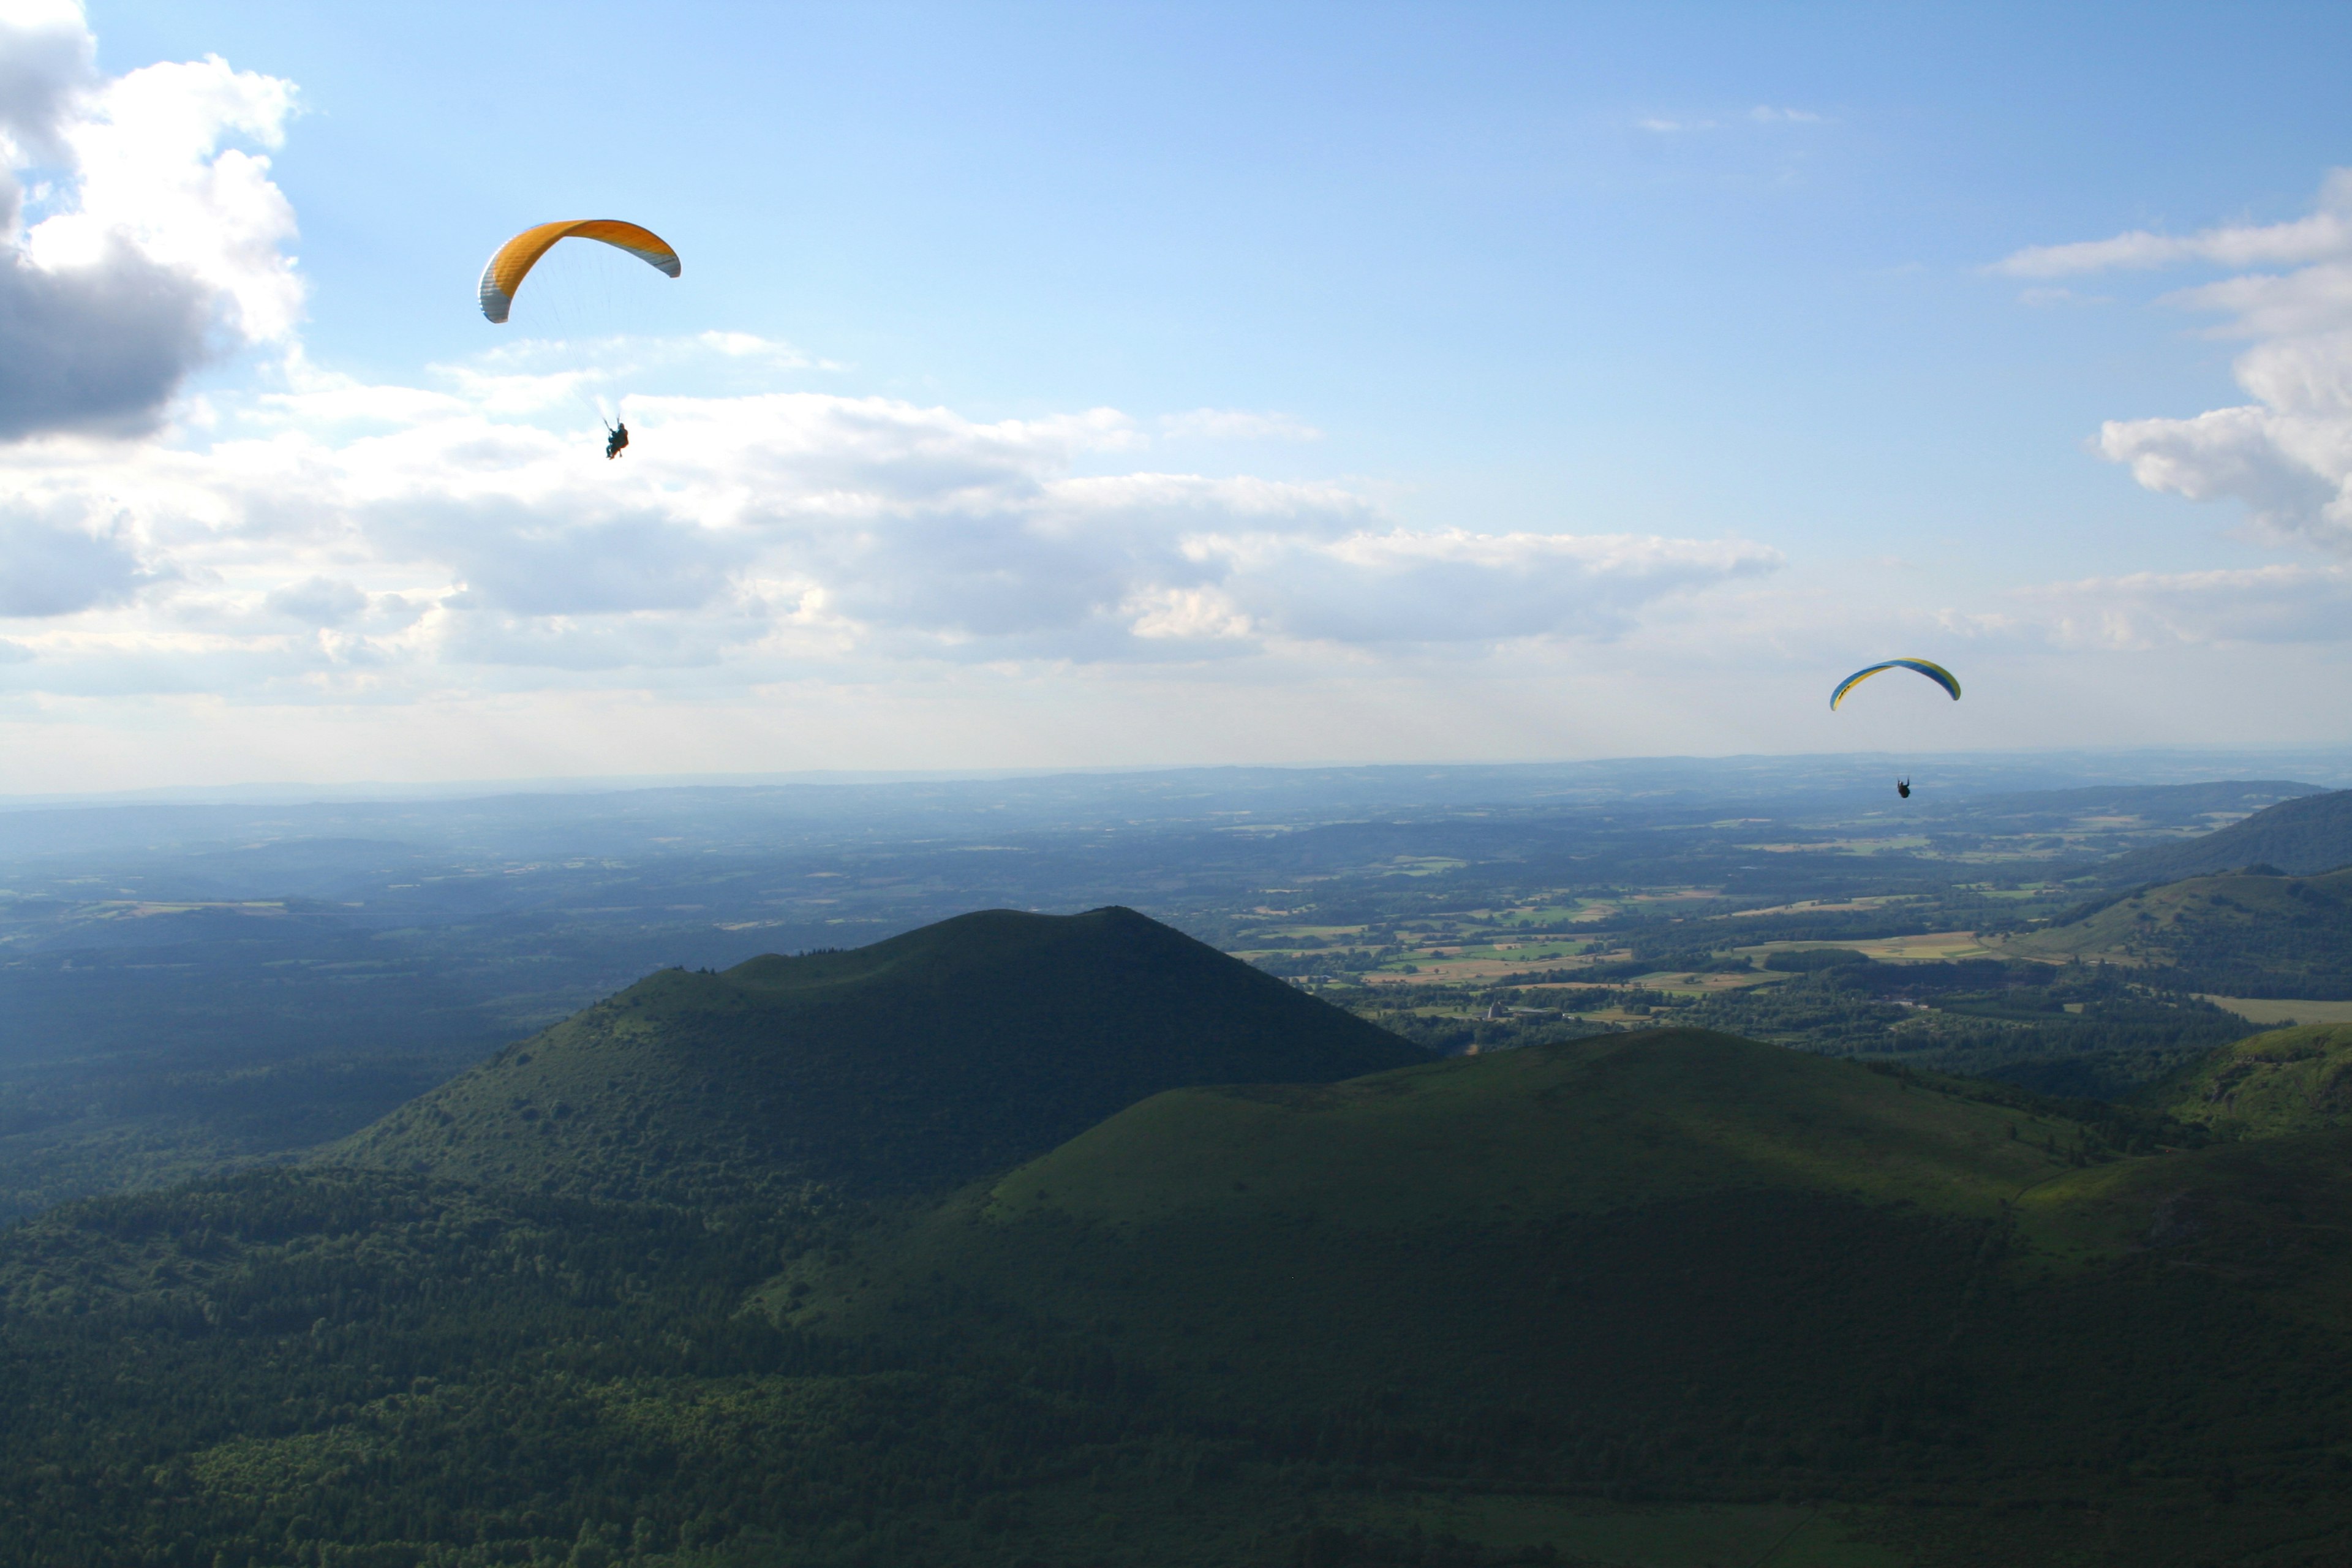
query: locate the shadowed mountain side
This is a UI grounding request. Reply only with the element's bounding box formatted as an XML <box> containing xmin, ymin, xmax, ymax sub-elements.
<box><xmin>2097</xmin><ymin>787</ymin><xmax>2352</xmax><ymax>883</ymax></box>
<box><xmin>329</xmin><ymin>907</ymin><xmax>1424</xmax><ymax>1202</ymax></box>
<box><xmin>989</xmin><ymin>1028</ymin><xmax>2070</xmax><ymax>1231</ymax></box>
<box><xmin>2005</xmin><ymin>865</ymin><xmax>2352</xmax><ymax>998</ymax></box>
<box><xmin>13</xmin><ymin>1030</ymin><xmax>2352</xmax><ymax>1562</ymax></box>
<box><xmin>778</xmin><ymin>1029</ymin><xmax>2128</xmax><ymax>1405</ymax></box>
<box><xmin>768</xmin><ymin>1030</ymin><xmax>2352</xmax><ymax>1555</ymax></box>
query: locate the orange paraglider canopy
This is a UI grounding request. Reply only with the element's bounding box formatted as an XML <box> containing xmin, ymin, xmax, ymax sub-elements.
<box><xmin>477</xmin><ymin>220</ymin><xmax>679</xmax><ymax>324</ymax></box>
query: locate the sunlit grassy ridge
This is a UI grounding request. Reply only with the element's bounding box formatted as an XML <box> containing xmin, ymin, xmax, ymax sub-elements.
<box><xmin>330</xmin><ymin>907</ymin><xmax>1423</xmax><ymax>1202</ymax></box>
<box><xmin>2151</xmin><ymin>1020</ymin><xmax>2352</xmax><ymax>1137</ymax></box>
<box><xmin>2003</xmin><ymin>866</ymin><xmax>2352</xmax><ymax>998</ymax></box>
<box><xmin>2009</xmin><ymin>868</ymin><xmax>2350</xmax><ymax>958</ymax></box>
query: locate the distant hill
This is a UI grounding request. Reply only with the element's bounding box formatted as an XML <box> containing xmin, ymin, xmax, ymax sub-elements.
<box><xmin>331</xmin><ymin>906</ymin><xmax>1422</xmax><ymax>1202</ymax></box>
<box><xmin>2153</xmin><ymin>1020</ymin><xmax>2352</xmax><ymax>1137</ymax></box>
<box><xmin>2096</xmin><ymin>786</ymin><xmax>2352</xmax><ymax>884</ymax></box>
<box><xmin>2005</xmin><ymin>865</ymin><xmax>2352</xmax><ymax>998</ymax></box>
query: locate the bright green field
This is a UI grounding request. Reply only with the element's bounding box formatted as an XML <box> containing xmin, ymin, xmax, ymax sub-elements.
<box><xmin>1350</xmin><ymin>1495</ymin><xmax>1905</xmax><ymax>1567</ymax></box>
<box><xmin>2203</xmin><ymin>995</ymin><xmax>2352</xmax><ymax>1025</ymax></box>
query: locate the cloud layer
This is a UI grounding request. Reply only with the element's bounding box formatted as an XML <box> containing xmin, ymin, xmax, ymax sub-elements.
<box><xmin>2007</xmin><ymin>564</ymin><xmax>2352</xmax><ymax>650</ymax></box>
<box><xmin>0</xmin><ymin>349</ymin><xmax>1781</xmax><ymax>698</ymax></box>
<box><xmin>2001</xmin><ymin>170</ymin><xmax>2352</xmax><ymax>552</ymax></box>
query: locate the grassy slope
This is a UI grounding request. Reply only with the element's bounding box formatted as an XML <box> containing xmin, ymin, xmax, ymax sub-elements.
<box><xmin>2147</xmin><ymin>1020</ymin><xmax>2352</xmax><ymax>1138</ymax></box>
<box><xmin>329</xmin><ymin>906</ymin><xmax>1423</xmax><ymax>1202</ymax></box>
<box><xmin>2003</xmin><ymin>867</ymin><xmax>2352</xmax><ymax>997</ymax></box>
<box><xmin>2095</xmin><ymin>787</ymin><xmax>2352</xmax><ymax>884</ymax></box>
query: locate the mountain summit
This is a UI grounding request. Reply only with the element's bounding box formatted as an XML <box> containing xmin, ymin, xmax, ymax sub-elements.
<box><xmin>331</xmin><ymin>906</ymin><xmax>1422</xmax><ymax>1202</ymax></box>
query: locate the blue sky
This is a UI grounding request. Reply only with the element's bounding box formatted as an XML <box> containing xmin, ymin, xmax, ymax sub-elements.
<box><xmin>1</xmin><ymin>1</ymin><xmax>2349</xmax><ymax>789</ymax></box>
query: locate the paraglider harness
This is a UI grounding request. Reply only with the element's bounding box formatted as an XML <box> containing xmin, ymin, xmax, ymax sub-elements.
<box><xmin>1896</xmin><ymin>777</ymin><xmax>1911</xmax><ymax>799</ymax></box>
<box><xmin>605</xmin><ymin>420</ymin><xmax>629</xmax><ymax>460</ymax></box>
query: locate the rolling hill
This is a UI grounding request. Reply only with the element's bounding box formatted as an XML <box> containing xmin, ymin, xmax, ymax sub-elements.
<box><xmin>2004</xmin><ymin>865</ymin><xmax>2352</xmax><ymax>997</ymax></box>
<box><xmin>330</xmin><ymin>905</ymin><xmax>1423</xmax><ymax>1202</ymax></box>
<box><xmin>2097</xmin><ymin>786</ymin><xmax>2352</xmax><ymax>883</ymax></box>
<box><xmin>2154</xmin><ymin>1019</ymin><xmax>2352</xmax><ymax>1137</ymax></box>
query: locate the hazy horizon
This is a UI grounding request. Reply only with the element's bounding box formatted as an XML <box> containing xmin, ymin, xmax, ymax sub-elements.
<box><xmin>0</xmin><ymin>744</ymin><xmax>2347</xmax><ymax>816</ymax></box>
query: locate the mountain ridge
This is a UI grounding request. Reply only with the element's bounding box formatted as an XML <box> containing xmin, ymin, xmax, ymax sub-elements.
<box><xmin>2097</xmin><ymin>787</ymin><xmax>2352</xmax><ymax>884</ymax></box>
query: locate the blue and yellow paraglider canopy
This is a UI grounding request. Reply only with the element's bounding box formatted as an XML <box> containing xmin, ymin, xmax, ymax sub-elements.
<box><xmin>1830</xmin><ymin>658</ymin><xmax>1961</xmax><ymax>710</ymax></box>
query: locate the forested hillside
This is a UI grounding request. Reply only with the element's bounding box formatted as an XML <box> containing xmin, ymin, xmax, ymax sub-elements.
<box><xmin>332</xmin><ymin>907</ymin><xmax>1422</xmax><ymax>1202</ymax></box>
<box><xmin>6</xmin><ymin>1028</ymin><xmax>2352</xmax><ymax>1566</ymax></box>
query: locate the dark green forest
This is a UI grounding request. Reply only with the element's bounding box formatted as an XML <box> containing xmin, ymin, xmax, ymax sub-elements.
<box><xmin>6</xmin><ymin>1060</ymin><xmax>2352</xmax><ymax>1567</ymax></box>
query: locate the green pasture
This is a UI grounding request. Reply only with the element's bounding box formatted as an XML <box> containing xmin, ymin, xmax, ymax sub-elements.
<box><xmin>2203</xmin><ymin>995</ymin><xmax>2352</xmax><ymax>1024</ymax></box>
<box><xmin>1735</xmin><ymin>932</ymin><xmax>1997</xmax><ymax>965</ymax></box>
<box><xmin>1349</xmin><ymin>1494</ymin><xmax>1908</xmax><ymax>1567</ymax></box>
<box><xmin>1493</xmin><ymin>899</ymin><xmax>1619</xmax><ymax>925</ymax></box>
<box><xmin>1725</xmin><ymin>895</ymin><xmax>1905</xmax><ymax>919</ymax></box>
<box><xmin>1384</xmin><ymin>856</ymin><xmax>1471</xmax><ymax>876</ymax></box>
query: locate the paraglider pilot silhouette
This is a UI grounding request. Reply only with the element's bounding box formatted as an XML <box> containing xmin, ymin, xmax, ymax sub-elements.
<box><xmin>475</xmin><ymin>219</ymin><xmax>680</xmax><ymax>458</ymax></box>
<box><xmin>1896</xmin><ymin>778</ymin><xmax>1911</xmax><ymax>799</ymax></box>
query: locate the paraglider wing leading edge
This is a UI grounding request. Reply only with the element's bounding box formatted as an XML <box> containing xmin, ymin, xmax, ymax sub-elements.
<box><xmin>477</xmin><ymin>219</ymin><xmax>681</xmax><ymax>324</ymax></box>
<box><xmin>1829</xmin><ymin>658</ymin><xmax>1962</xmax><ymax>710</ymax></box>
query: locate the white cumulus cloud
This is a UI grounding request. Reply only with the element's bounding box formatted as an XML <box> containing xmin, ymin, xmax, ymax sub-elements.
<box><xmin>2005</xmin><ymin>169</ymin><xmax>2352</xmax><ymax>552</ymax></box>
<box><xmin>1995</xmin><ymin>170</ymin><xmax>2352</xmax><ymax>278</ymax></box>
<box><xmin>0</xmin><ymin>1</ymin><xmax>298</xmax><ymax>441</ymax></box>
